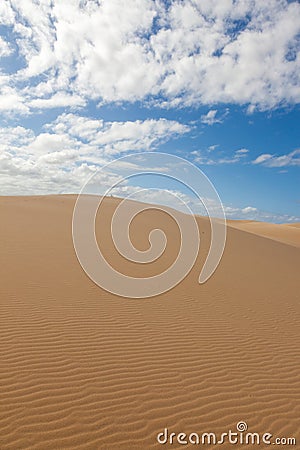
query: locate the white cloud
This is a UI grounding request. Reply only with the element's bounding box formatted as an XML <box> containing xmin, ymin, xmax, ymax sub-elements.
<box><xmin>193</xmin><ymin>147</ymin><xmax>250</xmax><ymax>165</ymax></box>
<box><xmin>253</xmin><ymin>150</ymin><xmax>300</xmax><ymax>167</ymax></box>
<box><xmin>0</xmin><ymin>125</ymin><xmax>34</xmax><ymax>147</ymax></box>
<box><xmin>0</xmin><ymin>36</ymin><xmax>12</xmax><ymax>57</ymax></box>
<box><xmin>242</xmin><ymin>206</ymin><xmax>258</xmax><ymax>214</ymax></box>
<box><xmin>208</xmin><ymin>145</ymin><xmax>219</xmax><ymax>152</ymax></box>
<box><xmin>0</xmin><ymin>116</ymin><xmax>297</xmax><ymax>223</ymax></box>
<box><xmin>224</xmin><ymin>204</ymin><xmax>299</xmax><ymax>223</ymax></box>
<box><xmin>0</xmin><ymin>0</ymin><xmax>299</xmax><ymax>113</ymax></box>
<box><xmin>0</xmin><ymin>114</ymin><xmax>189</xmax><ymax>193</ymax></box>
<box><xmin>29</xmin><ymin>93</ymin><xmax>86</xmax><ymax>109</ymax></box>
<box><xmin>253</xmin><ymin>154</ymin><xmax>273</xmax><ymax>164</ymax></box>
<box><xmin>47</xmin><ymin>113</ymin><xmax>190</xmax><ymax>156</ymax></box>
<box><xmin>108</xmin><ymin>189</ymin><xmax>299</xmax><ymax>224</ymax></box>
<box><xmin>235</xmin><ymin>148</ymin><xmax>249</xmax><ymax>155</ymax></box>
<box><xmin>200</xmin><ymin>110</ymin><xmax>222</xmax><ymax>125</ymax></box>
<box><xmin>0</xmin><ymin>86</ymin><xmax>29</xmax><ymax>114</ymax></box>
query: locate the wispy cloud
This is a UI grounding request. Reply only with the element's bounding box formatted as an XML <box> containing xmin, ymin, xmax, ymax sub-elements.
<box><xmin>200</xmin><ymin>110</ymin><xmax>222</xmax><ymax>126</ymax></box>
<box><xmin>193</xmin><ymin>148</ymin><xmax>249</xmax><ymax>165</ymax></box>
<box><xmin>235</xmin><ymin>148</ymin><xmax>249</xmax><ymax>156</ymax></box>
<box><xmin>208</xmin><ymin>145</ymin><xmax>219</xmax><ymax>152</ymax></box>
<box><xmin>253</xmin><ymin>149</ymin><xmax>300</xmax><ymax>167</ymax></box>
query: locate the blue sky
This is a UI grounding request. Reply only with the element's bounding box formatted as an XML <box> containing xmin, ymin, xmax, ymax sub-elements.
<box><xmin>0</xmin><ymin>0</ymin><xmax>299</xmax><ymax>222</ymax></box>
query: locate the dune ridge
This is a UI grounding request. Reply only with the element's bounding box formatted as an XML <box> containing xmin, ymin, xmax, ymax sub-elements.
<box><xmin>227</xmin><ymin>219</ymin><xmax>300</xmax><ymax>248</ymax></box>
<box><xmin>0</xmin><ymin>195</ymin><xmax>299</xmax><ymax>449</ymax></box>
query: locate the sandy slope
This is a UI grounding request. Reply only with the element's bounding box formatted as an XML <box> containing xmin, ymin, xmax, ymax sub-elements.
<box><xmin>227</xmin><ymin>220</ymin><xmax>300</xmax><ymax>248</ymax></box>
<box><xmin>285</xmin><ymin>222</ymin><xmax>300</xmax><ymax>229</ymax></box>
<box><xmin>0</xmin><ymin>195</ymin><xmax>299</xmax><ymax>450</ymax></box>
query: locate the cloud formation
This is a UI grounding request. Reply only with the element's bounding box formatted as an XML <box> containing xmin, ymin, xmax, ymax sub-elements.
<box><xmin>200</xmin><ymin>110</ymin><xmax>222</xmax><ymax>126</ymax></box>
<box><xmin>0</xmin><ymin>113</ymin><xmax>190</xmax><ymax>194</ymax></box>
<box><xmin>192</xmin><ymin>148</ymin><xmax>249</xmax><ymax>165</ymax></box>
<box><xmin>253</xmin><ymin>149</ymin><xmax>300</xmax><ymax>167</ymax></box>
<box><xmin>0</xmin><ymin>114</ymin><xmax>297</xmax><ymax>222</ymax></box>
<box><xmin>0</xmin><ymin>0</ymin><xmax>299</xmax><ymax>113</ymax></box>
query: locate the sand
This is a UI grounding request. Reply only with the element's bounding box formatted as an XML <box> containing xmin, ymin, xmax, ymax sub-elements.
<box><xmin>285</xmin><ymin>223</ymin><xmax>300</xmax><ymax>229</ymax></box>
<box><xmin>0</xmin><ymin>195</ymin><xmax>299</xmax><ymax>449</ymax></box>
<box><xmin>227</xmin><ymin>220</ymin><xmax>300</xmax><ymax>248</ymax></box>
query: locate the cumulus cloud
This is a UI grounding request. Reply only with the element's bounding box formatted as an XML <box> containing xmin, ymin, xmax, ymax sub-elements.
<box><xmin>29</xmin><ymin>93</ymin><xmax>87</xmax><ymax>109</ymax></box>
<box><xmin>0</xmin><ymin>115</ymin><xmax>297</xmax><ymax>222</ymax></box>
<box><xmin>0</xmin><ymin>0</ymin><xmax>299</xmax><ymax>113</ymax></box>
<box><xmin>0</xmin><ymin>114</ymin><xmax>190</xmax><ymax>194</ymax></box>
<box><xmin>253</xmin><ymin>150</ymin><xmax>300</xmax><ymax>167</ymax></box>
<box><xmin>47</xmin><ymin>113</ymin><xmax>190</xmax><ymax>156</ymax></box>
<box><xmin>0</xmin><ymin>86</ymin><xmax>29</xmax><ymax>114</ymax></box>
<box><xmin>0</xmin><ymin>36</ymin><xmax>12</xmax><ymax>57</ymax></box>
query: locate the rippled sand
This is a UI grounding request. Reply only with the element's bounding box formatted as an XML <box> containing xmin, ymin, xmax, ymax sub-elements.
<box><xmin>0</xmin><ymin>195</ymin><xmax>299</xmax><ymax>449</ymax></box>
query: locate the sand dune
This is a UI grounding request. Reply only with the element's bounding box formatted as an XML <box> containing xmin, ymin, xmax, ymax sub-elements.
<box><xmin>0</xmin><ymin>195</ymin><xmax>299</xmax><ymax>449</ymax></box>
<box><xmin>227</xmin><ymin>220</ymin><xmax>300</xmax><ymax>248</ymax></box>
<box><xmin>285</xmin><ymin>222</ymin><xmax>300</xmax><ymax>229</ymax></box>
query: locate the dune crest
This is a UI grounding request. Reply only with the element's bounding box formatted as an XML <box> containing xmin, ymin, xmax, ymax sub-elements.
<box><xmin>227</xmin><ymin>219</ymin><xmax>300</xmax><ymax>248</ymax></box>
